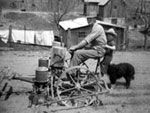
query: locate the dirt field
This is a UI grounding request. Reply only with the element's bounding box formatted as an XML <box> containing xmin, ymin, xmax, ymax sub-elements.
<box><xmin>0</xmin><ymin>50</ymin><xmax>150</xmax><ymax>113</ymax></box>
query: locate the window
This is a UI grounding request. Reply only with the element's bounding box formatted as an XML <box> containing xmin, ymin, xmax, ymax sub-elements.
<box><xmin>111</xmin><ymin>18</ymin><xmax>117</xmax><ymax>24</ymax></box>
<box><xmin>114</xmin><ymin>5</ymin><xmax>117</xmax><ymax>9</ymax></box>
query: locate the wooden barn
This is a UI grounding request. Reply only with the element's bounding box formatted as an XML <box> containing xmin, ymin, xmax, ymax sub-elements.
<box><xmin>83</xmin><ymin>0</ymin><xmax>127</xmax><ymax>19</ymax></box>
<box><xmin>59</xmin><ymin>17</ymin><xmax>126</xmax><ymax>50</ymax></box>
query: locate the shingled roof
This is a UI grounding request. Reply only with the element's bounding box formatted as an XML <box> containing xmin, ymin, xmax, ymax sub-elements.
<box><xmin>84</xmin><ymin>0</ymin><xmax>110</xmax><ymax>5</ymax></box>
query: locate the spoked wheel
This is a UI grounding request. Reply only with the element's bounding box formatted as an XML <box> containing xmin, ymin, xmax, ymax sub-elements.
<box><xmin>56</xmin><ymin>66</ymin><xmax>102</xmax><ymax>107</ymax></box>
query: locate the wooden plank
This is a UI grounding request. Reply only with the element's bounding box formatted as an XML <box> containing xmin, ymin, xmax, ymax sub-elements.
<box><xmin>0</xmin><ymin>69</ymin><xmax>5</xmax><ymax>85</ymax></box>
<box><xmin>0</xmin><ymin>67</ymin><xmax>10</xmax><ymax>85</ymax></box>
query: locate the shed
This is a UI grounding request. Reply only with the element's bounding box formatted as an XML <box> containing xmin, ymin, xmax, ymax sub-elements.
<box><xmin>59</xmin><ymin>17</ymin><xmax>126</xmax><ymax>50</ymax></box>
<box><xmin>83</xmin><ymin>0</ymin><xmax>127</xmax><ymax>19</ymax></box>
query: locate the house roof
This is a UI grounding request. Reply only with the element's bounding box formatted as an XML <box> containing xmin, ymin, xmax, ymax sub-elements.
<box><xmin>96</xmin><ymin>20</ymin><xmax>125</xmax><ymax>29</ymax></box>
<box><xmin>84</xmin><ymin>0</ymin><xmax>110</xmax><ymax>5</ymax></box>
<box><xmin>59</xmin><ymin>17</ymin><xmax>88</xmax><ymax>30</ymax></box>
<box><xmin>59</xmin><ymin>17</ymin><xmax>125</xmax><ymax>30</ymax></box>
<box><xmin>99</xmin><ymin>0</ymin><xmax>110</xmax><ymax>6</ymax></box>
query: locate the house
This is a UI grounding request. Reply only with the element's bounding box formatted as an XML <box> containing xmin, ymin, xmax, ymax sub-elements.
<box><xmin>83</xmin><ymin>0</ymin><xmax>127</xmax><ymax>25</ymax></box>
<box><xmin>59</xmin><ymin>17</ymin><xmax>89</xmax><ymax>48</ymax></box>
<box><xmin>59</xmin><ymin>17</ymin><xmax>126</xmax><ymax>50</ymax></box>
<box><xmin>83</xmin><ymin>0</ymin><xmax>127</xmax><ymax>18</ymax></box>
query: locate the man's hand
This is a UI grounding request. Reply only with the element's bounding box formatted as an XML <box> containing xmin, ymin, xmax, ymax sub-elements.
<box><xmin>69</xmin><ymin>45</ymin><xmax>77</xmax><ymax>51</ymax></box>
<box><xmin>69</xmin><ymin>40</ymin><xmax>87</xmax><ymax>53</ymax></box>
<box><xmin>69</xmin><ymin>45</ymin><xmax>78</xmax><ymax>53</ymax></box>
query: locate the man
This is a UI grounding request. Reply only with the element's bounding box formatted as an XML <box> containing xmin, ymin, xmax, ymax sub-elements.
<box><xmin>101</xmin><ymin>28</ymin><xmax>117</xmax><ymax>88</ymax></box>
<box><xmin>69</xmin><ymin>19</ymin><xmax>107</xmax><ymax>67</ymax></box>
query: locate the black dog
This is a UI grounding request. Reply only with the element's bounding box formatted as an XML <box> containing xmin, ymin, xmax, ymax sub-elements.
<box><xmin>107</xmin><ymin>63</ymin><xmax>135</xmax><ymax>89</ymax></box>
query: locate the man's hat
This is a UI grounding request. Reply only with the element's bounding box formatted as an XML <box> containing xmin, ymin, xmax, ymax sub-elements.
<box><xmin>106</xmin><ymin>28</ymin><xmax>117</xmax><ymax>37</ymax></box>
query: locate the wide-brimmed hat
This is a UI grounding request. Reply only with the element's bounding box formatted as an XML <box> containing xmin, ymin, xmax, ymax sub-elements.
<box><xmin>106</xmin><ymin>28</ymin><xmax>117</xmax><ymax>37</ymax></box>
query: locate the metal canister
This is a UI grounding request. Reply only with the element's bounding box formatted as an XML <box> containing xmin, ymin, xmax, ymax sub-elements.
<box><xmin>35</xmin><ymin>67</ymin><xmax>49</xmax><ymax>83</ymax></box>
<box><xmin>38</xmin><ymin>58</ymin><xmax>49</xmax><ymax>68</ymax></box>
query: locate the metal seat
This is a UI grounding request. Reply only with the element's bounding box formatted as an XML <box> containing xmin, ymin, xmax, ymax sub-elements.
<box><xmin>94</xmin><ymin>56</ymin><xmax>104</xmax><ymax>74</ymax></box>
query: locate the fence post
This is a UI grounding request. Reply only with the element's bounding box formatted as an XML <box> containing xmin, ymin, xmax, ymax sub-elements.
<box><xmin>8</xmin><ymin>25</ymin><xmax>13</xmax><ymax>47</ymax></box>
<box><xmin>24</xmin><ymin>25</ymin><xmax>26</xmax><ymax>43</ymax></box>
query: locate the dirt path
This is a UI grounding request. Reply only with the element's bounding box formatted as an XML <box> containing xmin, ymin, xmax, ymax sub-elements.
<box><xmin>0</xmin><ymin>51</ymin><xmax>150</xmax><ymax>113</ymax></box>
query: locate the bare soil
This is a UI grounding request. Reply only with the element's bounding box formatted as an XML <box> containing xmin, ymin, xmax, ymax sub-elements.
<box><xmin>0</xmin><ymin>50</ymin><xmax>150</xmax><ymax>113</ymax></box>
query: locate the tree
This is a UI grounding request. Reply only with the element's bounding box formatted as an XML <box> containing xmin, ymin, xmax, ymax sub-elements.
<box><xmin>48</xmin><ymin>0</ymin><xmax>78</xmax><ymax>35</ymax></box>
<box><xmin>134</xmin><ymin>0</ymin><xmax>150</xmax><ymax>50</ymax></box>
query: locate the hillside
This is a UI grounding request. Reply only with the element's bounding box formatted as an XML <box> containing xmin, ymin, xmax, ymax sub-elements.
<box><xmin>0</xmin><ymin>10</ymin><xmax>56</xmax><ymax>30</ymax></box>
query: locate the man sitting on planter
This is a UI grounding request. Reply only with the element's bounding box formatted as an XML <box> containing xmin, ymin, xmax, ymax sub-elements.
<box><xmin>69</xmin><ymin>18</ymin><xmax>107</xmax><ymax>67</ymax></box>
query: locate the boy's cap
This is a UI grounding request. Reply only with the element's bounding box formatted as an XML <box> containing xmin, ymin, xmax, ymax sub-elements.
<box><xmin>106</xmin><ymin>28</ymin><xmax>117</xmax><ymax>37</ymax></box>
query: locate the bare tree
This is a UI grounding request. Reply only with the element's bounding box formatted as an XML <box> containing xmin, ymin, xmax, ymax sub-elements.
<box><xmin>135</xmin><ymin>0</ymin><xmax>150</xmax><ymax>50</ymax></box>
<box><xmin>48</xmin><ymin>0</ymin><xmax>78</xmax><ymax>35</ymax></box>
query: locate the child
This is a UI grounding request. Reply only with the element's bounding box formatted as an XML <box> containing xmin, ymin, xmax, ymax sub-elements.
<box><xmin>101</xmin><ymin>28</ymin><xmax>117</xmax><ymax>89</ymax></box>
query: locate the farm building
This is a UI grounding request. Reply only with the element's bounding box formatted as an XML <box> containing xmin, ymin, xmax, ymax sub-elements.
<box><xmin>59</xmin><ymin>17</ymin><xmax>126</xmax><ymax>50</ymax></box>
<box><xmin>83</xmin><ymin>0</ymin><xmax>127</xmax><ymax>25</ymax></box>
<box><xmin>83</xmin><ymin>0</ymin><xmax>127</xmax><ymax>18</ymax></box>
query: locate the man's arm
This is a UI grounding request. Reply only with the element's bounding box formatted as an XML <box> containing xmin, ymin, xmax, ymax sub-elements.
<box><xmin>69</xmin><ymin>40</ymin><xmax>87</xmax><ymax>51</ymax></box>
<box><xmin>84</xmin><ymin>23</ymin><xmax>102</xmax><ymax>44</ymax></box>
<box><xmin>69</xmin><ymin>23</ymin><xmax>103</xmax><ymax>51</ymax></box>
